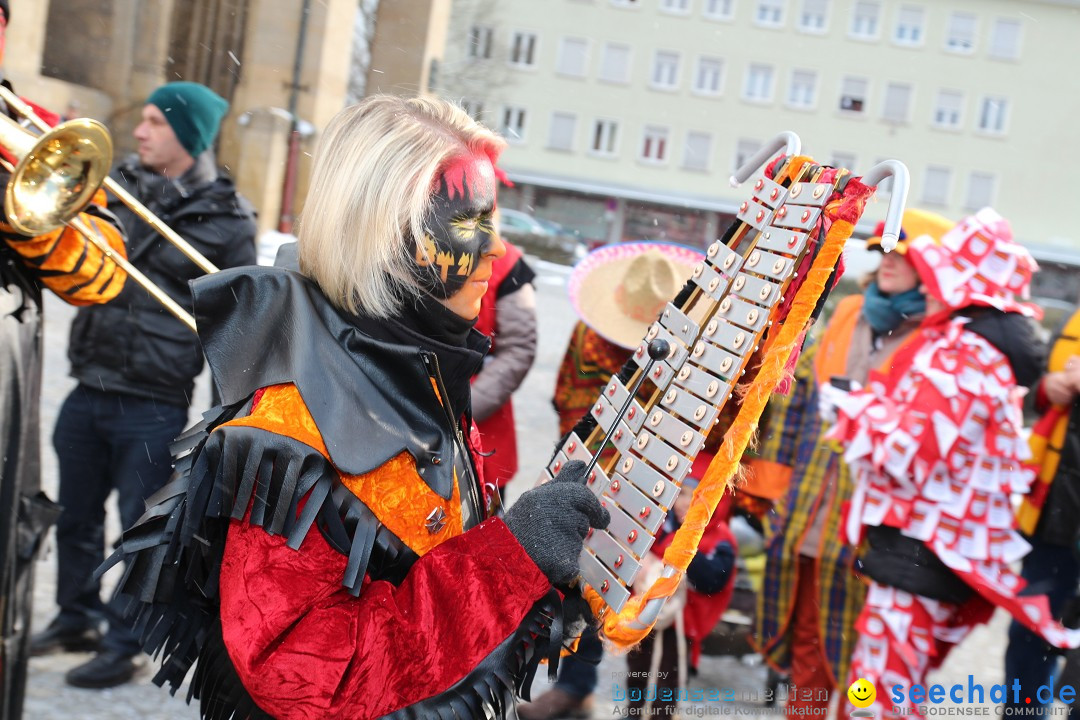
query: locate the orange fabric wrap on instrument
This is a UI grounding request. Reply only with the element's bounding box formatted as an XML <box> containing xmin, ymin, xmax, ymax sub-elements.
<box><xmin>585</xmin><ymin>158</ymin><xmax>874</xmax><ymax>650</ymax></box>
<box><xmin>225</xmin><ymin>383</ymin><xmax>465</xmax><ymax>556</ymax></box>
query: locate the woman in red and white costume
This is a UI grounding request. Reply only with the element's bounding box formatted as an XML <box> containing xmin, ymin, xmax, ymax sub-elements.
<box><xmin>829</xmin><ymin>208</ymin><xmax>1079</xmax><ymax>717</ymax></box>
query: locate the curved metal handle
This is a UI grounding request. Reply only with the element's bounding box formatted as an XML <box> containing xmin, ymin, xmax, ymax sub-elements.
<box><xmin>861</xmin><ymin>160</ymin><xmax>910</xmax><ymax>253</ymax></box>
<box><xmin>729</xmin><ymin>131</ymin><xmax>802</xmax><ymax>188</ymax></box>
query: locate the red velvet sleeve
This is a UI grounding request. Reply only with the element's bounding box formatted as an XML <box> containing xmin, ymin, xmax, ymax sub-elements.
<box><xmin>219</xmin><ymin>514</ymin><xmax>551</xmax><ymax>719</ymax></box>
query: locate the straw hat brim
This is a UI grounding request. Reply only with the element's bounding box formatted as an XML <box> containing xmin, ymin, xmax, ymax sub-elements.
<box><xmin>568</xmin><ymin>242</ymin><xmax>705</xmax><ymax>350</ymax></box>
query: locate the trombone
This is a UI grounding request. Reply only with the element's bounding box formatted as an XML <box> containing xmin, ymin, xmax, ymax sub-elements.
<box><xmin>0</xmin><ymin>88</ymin><xmax>221</xmax><ymax>332</ymax></box>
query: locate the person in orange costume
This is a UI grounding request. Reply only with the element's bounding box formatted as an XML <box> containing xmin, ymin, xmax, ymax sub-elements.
<box><xmin>0</xmin><ymin>2</ymin><xmax>127</xmax><ymax>713</ymax></box>
<box><xmin>754</xmin><ymin>209</ymin><xmax>953</xmax><ymax>718</ymax></box>
<box><xmin>106</xmin><ymin>94</ymin><xmax>610</xmax><ymax>720</ymax></box>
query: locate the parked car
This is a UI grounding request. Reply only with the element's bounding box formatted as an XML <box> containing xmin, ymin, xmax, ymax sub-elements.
<box><xmin>499</xmin><ymin>208</ymin><xmax>552</xmax><ymax>236</ymax></box>
<box><xmin>498</xmin><ymin>208</ymin><xmax>586</xmax><ymax>265</ymax></box>
<box><xmin>535</xmin><ymin>217</ymin><xmax>577</xmax><ymax>238</ymax></box>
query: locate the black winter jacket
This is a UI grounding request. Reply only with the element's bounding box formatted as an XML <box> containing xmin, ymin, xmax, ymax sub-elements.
<box><xmin>67</xmin><ymin>153</ymin><xmax>257</xmax><ymax>407</ymax></box>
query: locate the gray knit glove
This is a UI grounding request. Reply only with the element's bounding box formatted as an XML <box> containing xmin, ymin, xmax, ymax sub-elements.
<box><xmin>504</xmin><ymin>460</ymin><xmax>611</xmax><ymax>586</ymax></box>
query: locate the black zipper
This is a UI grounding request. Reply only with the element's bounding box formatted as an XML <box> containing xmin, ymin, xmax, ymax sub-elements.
<box><xmin>421</xmin><ymin>351</ymin><xmax>484</xmax><ymax>527</ymax></box>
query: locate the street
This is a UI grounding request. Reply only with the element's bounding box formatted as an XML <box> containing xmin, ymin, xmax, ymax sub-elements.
<box><xmin>24</xmin><ymin>257</ymin><xmax>1012</xmax><ymax>718</ymax></box>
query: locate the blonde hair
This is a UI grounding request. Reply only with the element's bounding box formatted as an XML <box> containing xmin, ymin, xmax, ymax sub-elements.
<box><xmin>297</xmin><ymin>95</ymin><xmax>506</xmax><ymax>318</ymax></box>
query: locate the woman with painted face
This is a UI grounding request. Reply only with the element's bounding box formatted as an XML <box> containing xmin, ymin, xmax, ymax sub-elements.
<box><xmin>105</xmin><ymin>95</ymin><xmax>609</xmax><ymax>719</ymax></box>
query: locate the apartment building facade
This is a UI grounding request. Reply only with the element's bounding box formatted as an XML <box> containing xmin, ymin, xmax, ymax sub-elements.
<box><xmin>439</xmin><ymin>0</ymin><xmax>1080</xmax><ymax>298</ymax></box>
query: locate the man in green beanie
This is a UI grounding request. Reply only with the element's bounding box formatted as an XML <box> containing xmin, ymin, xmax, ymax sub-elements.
<box><xmin>134</xmin><ymin>82</ymin><xmax>230</xmax><ymax>177</ymax></box>
<box><xmin>30</xmin><ymin>81</ymin><xmax>257</xmax><ymax>690</ymax></box>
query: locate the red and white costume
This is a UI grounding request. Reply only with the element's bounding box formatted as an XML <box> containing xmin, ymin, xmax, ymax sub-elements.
<box><xmin>828</xmin><ymin>209</ymin><xmax>1080</xmax><ymax>716</ymax></box>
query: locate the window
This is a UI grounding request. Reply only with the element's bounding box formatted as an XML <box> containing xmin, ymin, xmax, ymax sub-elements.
<box><xmin>661</xmin><ymin>0</ymin><xmax>691</xmax><ymax>13</ymax></box>
<box><xmin>743</xmin><ymin>63</ymin><xmax>774</xmax><ymax>101</ymax></box>
<box><xmin>882</xmin><ymin>82</ymin><xmax>912</xmax><ymax>123</ymax></box>
<box><xmin>978</xmin><ymin>96</ymin><xmax>1008</xmax><ymax>134</ymax></box>
<box><xmin>592</xmin><ymin>119</ymin><xmax>619</xmax><ymax>155</ymax></box>
<box><xmin>799</xmin><ymin>0</ymin><xmax>828</xmax><ymax>31</ymax></box>
<box><xmin>922</xmin><ymin>166</ymin><xmax>951</xmax><ymax>205</ymax></box>
<box><xmin>787</xmin><ymin>69</ymin><xmax>817</xmax><ymax>108</ymax></box>
<box><xmin>683</xmin><ymin>131</ymin><xmax>712</xmax><ymax>171</ymax></box>
<box><xmin>548</xmin><ymin>112</ymin><xmax>576</xmax><ymax>151</ymax></box>
<box><xmin>652</xmin><ymin>51</ymin><xmax>680</xmax><ymax>89</ymax></box>
<box><xmin>557</xmin><ymin>37</ymin><xmax>588</xmax><ymax>77</ymax></box>
<box><xmin>965</xmin><ymin>172</ymin><xmax>997</xmax><ymax>209</ymax></box>
<box><xmin>989</xmin><ymin>18</ymin><xmax>1022</xmax><ymax>60</ymax></box>
<box><xmin>839</xmin><ymin>76</ymin><xmax>868</xmax><ymax>113</ymax></box>
<box><xmin>933</xmin><ymin>90</ymin><xmax>963</xmax><ymax>128</ymax></box>
<box><xmin>460</xmin><ymin>99</ymin><xmax>484</xmax><ymax>120</ymax></box>
<box><xmin>894</xmin><ymin>5</ymin><xmax>924</xmax><ymax>45</ymax></box>
<box><xmin>734</xmin><ymin>138</ymin><xmax>761</xmax><ymax>171</ymax></box>
<box><xmin>502</xmin><ymin>106</ymin><xmax>527</xmax><ymax>142</ymax></box>
<box><xmin>641</xmin><ymin>126</ymin><xmax>670</xmax><ymax>163</ymax></box>
<box><xmin>694</xmin><ymin>57</ymin><xmax>724</xmax><ymax>95</ymax></box>
<box><xmin>831</xmin><ymin>152</ymin><xmax>856</xmax><ymax>170</ymax></box>
<box><xmin>850</xmin><ymin>1</ymin><xmax>880</xmax><ymax>38</ymax></box>
<box><xmin>599</xmin><ymin>43</ymin><xmax>631</xmax><ymax>83</ymax></box>
<box><xmin>704</xmin><ymin>0</ymin><xmax>734</xmax><ymax>19</ymax></box>
<box><xmin>509</xmin><ymin>31</ymin><xmax>537</xmax><ymax>67</ymax></box>
<box><xmin>755</xmin><ymin>0</ymin><xmax>785</xmax><ymax>26</ymax></box>
<box><xmin>468</xmin><ymin>26</ymin><xmax>493</xmax><ymax>59</ymax></box>
<box><xmin>945</xmin><ymin>12</ymin><xmax>976</xmax><ymax>53</ymax></box>
<box><xmin>610</xmin><ymin>0</ymin><xmax>640</xmax><ymax>6</ymax></box>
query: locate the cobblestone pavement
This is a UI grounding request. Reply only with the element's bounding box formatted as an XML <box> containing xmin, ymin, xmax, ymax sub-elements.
<box><xmin>25</xmin><ymin>260</ymin><xmax>1016</xmax><ymax>718</ymax></box>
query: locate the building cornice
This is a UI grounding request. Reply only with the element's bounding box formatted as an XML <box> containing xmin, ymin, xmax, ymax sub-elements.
<box><xmin>504</xmin><ymin>168</ymin><xmax>740</xmax><ymax>214</ymax></box>
<box><xmin>1025</xmin><ymin>243</ymin><xmax>1080</xmax><ymax>267</ymax></box>
<box><xmin>505</xmin><ymin>167</ymin><xmax>885</xmax><ymax>237</ymax></box>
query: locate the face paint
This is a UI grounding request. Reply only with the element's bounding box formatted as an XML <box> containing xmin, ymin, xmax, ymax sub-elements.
<box><xmin>414</xmin><ymin>152</ymin><xmax>498</xmax><ymax>299</ymax></box>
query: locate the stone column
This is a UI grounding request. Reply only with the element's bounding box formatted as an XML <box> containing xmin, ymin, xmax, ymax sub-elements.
<box><xmin>606</xmin><ymin>197</ymin><xmax>626</xmax><ymax>245</ymax></box>
<box><xmin>108</xmin><ymin>0</ymin><xmax>175</xmax><ymax>154</ymax></box>
<box><xmin>520</xmin><ymin>184</ymin><xmax>537</xmax><ymax>214</ymax></box>
<box><xmin>703</xmin><ymin>211</ymin><xmax>719</xmax><ymax>248</ymax></box>
<box><xmin>219</xmin><ymin>0</ymin><xmax>353</xmax><ymax>229</ymax></box>
<box><xmin>232</xmin><ymin>108</ymin><xmax>292</xmax><ymax>235</ymax></box>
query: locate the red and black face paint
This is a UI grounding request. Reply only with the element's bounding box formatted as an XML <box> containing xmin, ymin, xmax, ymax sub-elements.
<box><xmin>413</xmin><ymin>152</ymin><xmax>498</xmax><ymax>299</ymax></box>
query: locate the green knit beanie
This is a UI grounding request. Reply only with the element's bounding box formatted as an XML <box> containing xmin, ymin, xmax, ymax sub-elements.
<box><xmin>146</xmin><ymin>82</ymin><xmax>228</xmax><ymax>158</ymax></box>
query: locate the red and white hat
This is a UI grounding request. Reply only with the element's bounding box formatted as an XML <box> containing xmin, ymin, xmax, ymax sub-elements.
<box><xmin>907</xmin><ymin>207</ymin><xmax>1041</xmax><ymax>319</ymax></box>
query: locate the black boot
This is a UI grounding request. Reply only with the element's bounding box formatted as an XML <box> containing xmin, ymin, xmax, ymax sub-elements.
<box><xmin>65</xmin><ymin>651</ymin><xmax>143</xmax><ymax>689</ymax></box>
<box><xmin>29</xmin><ymin>618</ymin><xmax>102</xmax><ymax>656</ymax></box>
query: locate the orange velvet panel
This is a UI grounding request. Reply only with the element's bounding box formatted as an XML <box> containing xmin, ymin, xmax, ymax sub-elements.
<box><xmin>225</xmin><ymin>383</ymin><xmax>464</xmax><ymax>556</ymax></box>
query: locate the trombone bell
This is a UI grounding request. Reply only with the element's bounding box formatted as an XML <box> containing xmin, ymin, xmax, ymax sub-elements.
<box><xmin>2</xmin><ymin>117</ymin><xmax>113</xmax><ymax>236</ymax></box>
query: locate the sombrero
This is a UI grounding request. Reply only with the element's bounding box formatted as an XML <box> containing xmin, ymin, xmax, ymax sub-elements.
<box><xmin>568</xmin><ymin>241</ymin><xmax>704</xmax><ymax>350</ymax></box>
